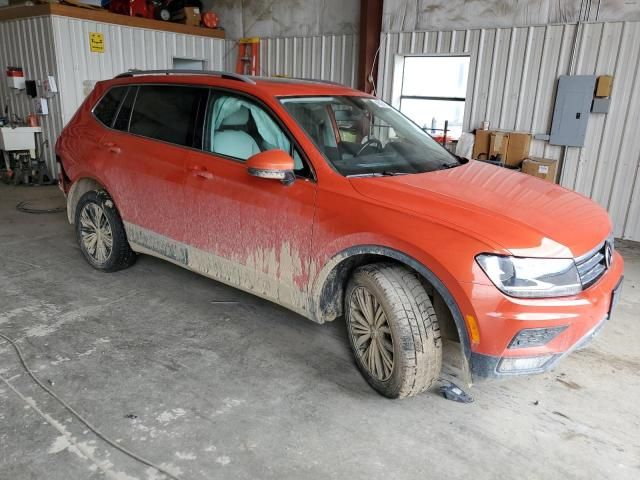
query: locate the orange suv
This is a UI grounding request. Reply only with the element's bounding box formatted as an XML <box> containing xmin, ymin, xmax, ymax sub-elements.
<box><xmin>56</xmin><ymin>70</ymin><xmax>624</xmax><ymax>398</ymax></box>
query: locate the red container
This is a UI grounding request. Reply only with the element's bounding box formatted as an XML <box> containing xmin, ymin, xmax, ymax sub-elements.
<box><xmin>202</xmin><ymin>11</ymin><xmax>219</xmax><ymax>29</ymax></box>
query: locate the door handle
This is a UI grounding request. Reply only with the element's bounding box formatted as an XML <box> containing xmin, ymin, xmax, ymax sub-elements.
<box><xmin>188</xmin><ymin>165</ymin><xmax>214</xmax><ymax>179</ymax></box>
<box><xmin>102</xmin><ymin>142</ymin><xmax>121</xmax><ymax>154</ymax></box>
<box><xmin>195</xmin><ymin>171</ymin><xmax>214</xmax><ymax>179</ymax></box>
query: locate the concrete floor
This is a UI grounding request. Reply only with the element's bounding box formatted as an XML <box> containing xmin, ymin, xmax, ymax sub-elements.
<box><xmin>0</xmin><ymin>184</ymin><xmax>638</xmax><ymax>480</ymax></box>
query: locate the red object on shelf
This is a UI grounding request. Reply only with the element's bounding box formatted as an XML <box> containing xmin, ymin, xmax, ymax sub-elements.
<box><xmin>201</xmin><ymin>11</ymin><xmax>219</xmax><ymax>28</ymax></box>
<box><xmin>109</xmin><ymin>0</ymin><xmax>154</xmax><ymax>19</ymax></box>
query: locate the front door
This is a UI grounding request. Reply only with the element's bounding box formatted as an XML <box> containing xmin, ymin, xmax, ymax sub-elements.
<box><xmin>183</xmin><ymin>90</ymin><xmax>317</xmax><ymax>315</ymax></box>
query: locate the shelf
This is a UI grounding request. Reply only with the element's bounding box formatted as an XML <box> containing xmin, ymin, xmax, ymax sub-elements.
<box><xmin>0</xmin><ymin>4</ymin><xmax>225</xmax><ymax>39</ymax></box>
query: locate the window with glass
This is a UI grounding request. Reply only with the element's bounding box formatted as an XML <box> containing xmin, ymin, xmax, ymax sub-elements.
<box><xmin>128</xmin><ymin>85</ymin><xmax>204</xmax><ymax>147</ymax></box>
<box><xmin>203</xmin><ymin>93</ymin><xmax>308</xmax><ymax>175</ymax></box>
<box><xmin>399</xmin><ymin>55</ymin><xmax>470</xmax><ymax>140</ymax></box>
<box><xmin>280</xmin><ymin>96</ymin><xmax>462</xmax><ymax>177</ymax></box>
<box><xmin>93</xmin><ymin>87</ymin><xmax>127</xmax><ymax>128</ymax></box>
<box><xmin>113</xmin><ymin>87</ymin><xmax>136</xmax><ymax>132</ymax></box>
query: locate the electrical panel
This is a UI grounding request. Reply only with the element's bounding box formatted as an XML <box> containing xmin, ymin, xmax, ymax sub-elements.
<box><xmin>549</xmin><ymin>75</ymin><xmax>596</xmax><ymax>147</ymax></box>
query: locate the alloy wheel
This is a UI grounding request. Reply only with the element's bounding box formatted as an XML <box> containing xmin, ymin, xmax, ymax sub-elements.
<box><xmin>79</xmin><ymin>203</ymin><xmax>113</xmax><ymax>264</ymax></box>
<box><xmin>348</xmin><ymin>286</ymin><xmax>395</xmax><ymax>381</ymax></box>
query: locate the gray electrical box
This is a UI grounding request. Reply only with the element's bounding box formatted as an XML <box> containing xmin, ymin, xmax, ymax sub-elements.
<box><xmin>549</xmin><ymin>75</ymin><xmax>596</xmax><ymax>147</ymax></box>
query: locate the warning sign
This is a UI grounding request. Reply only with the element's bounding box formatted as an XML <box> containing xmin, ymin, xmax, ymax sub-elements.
<box><xmin>89</xmin><ymin>32</ymin><xmax>105</xmax><ymax>53</ymax></box>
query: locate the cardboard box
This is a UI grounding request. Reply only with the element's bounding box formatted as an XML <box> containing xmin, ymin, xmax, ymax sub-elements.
<box><xmin>521</xmin><ymin>157</ymin><xmax>558</xmax><ymax>183</ymax></box>
<box><xmin>504</xmin><ymin>132</ymin><xmax>531</xmax><ymax>167</ymax></box>
<box><xmin>489</xmin><ymin>132</ymin><xmax>509</xmax><ymax>159</ymax></box>
<box><xmin>472</xmin><ymin>129</ymin><xmax>492</xmax><ymax>160</ymax></box>
<box><xmin>183</xmin><ymin>7</ymin><xmax>201</xmax><ymax>26</ymax></box>
<box><xmin>473</xmin><ymin>129</ymin><xmax>531</xmax><ymax>165</ymax></box>
<box><xmin>595</xmin><ymin>75</ymin><xmax>613</xmax><ymax>98</ymax></box>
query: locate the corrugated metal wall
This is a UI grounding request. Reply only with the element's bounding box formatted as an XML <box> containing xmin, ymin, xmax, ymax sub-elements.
<box><xmin>50</xmin><ymin>16</ymin><xmax>226</xmax><ymax>126</ymax></box>
<box><xmin>382</xmin><ymin>0</ymin><xmax>640</xmax><ymax>32</ymax></box>
<box><xmin>225</xmin><ymin>34</ymin><xmax>358</xmax><ymax>87</ymax></box>
<box><xmin>0</xmin><ymin>15</ymin><xmax>226</xmax><ymax>177</ymax></box>
<box><xmin>0</xmin><ymin>17</ymin><xmax>64</xmax><ymax>176</ymax></box>
<box><xmin>377</xmin><ymin>22</ymin><xmax>640</xmax><ymax>241</ymax></box>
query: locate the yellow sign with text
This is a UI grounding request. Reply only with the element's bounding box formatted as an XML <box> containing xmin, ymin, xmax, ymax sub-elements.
<box><xmin>89</xmin><ymin>32</ymin><xmax>105</xmax><ymax>53</ymax></box>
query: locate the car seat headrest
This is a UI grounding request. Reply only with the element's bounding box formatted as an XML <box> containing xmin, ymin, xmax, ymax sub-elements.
<box><xmin>220</xmin><ymin>106</ymin><xmax>250</xmax><ymax>127</ymax></box>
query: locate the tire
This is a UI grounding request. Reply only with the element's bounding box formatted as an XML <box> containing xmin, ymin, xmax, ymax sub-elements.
<box><xmin>155</xmin><ymin>7</ymin><xmax>171</xmax><ymax>21</ymax></box>
<box><xmin>345</xmin><ymin>263</ymin><xmax>442</xmax><ymax>398</ymax></box>
<box><xmin>74</xmin><ymin>190</ymin><xmax>136</xmax><ymax>272</ymax></box>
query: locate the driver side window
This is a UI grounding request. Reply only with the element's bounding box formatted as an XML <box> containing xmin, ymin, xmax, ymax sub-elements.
<box><xmin>204</xmin><ymin>92</ymin><xmax>307</xmax><ymax>174</ymax></box>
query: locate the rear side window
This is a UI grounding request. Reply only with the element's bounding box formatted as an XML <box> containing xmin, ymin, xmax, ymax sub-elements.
<box><xmin>93</xmin><ymin>87</ymin><xmax>126</xmax><ymax>127</ymax></box>
<box><xmin>129</xmin><ymin>85</ymin><xmax>203</xmax><ymax>147</ymax></box>
<box><xmin>113</xmin><ymin>87</ymin><xmax>136</xmax><ymax>132</ymax></box>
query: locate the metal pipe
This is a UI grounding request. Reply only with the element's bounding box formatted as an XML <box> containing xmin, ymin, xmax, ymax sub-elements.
<box><xmin>442</xmin><ymin>120</ymin><xmax>448</xmax><ymax>146</ymax></box>
<box><xmin>569</xmin><ymin>0</ymin><xmax>586</xmax><ymax>75</ymax></box>
<box><xmin>559</xmin><ymin>0</ymin><xmax>587</xmax><ymax>188</ymax></box>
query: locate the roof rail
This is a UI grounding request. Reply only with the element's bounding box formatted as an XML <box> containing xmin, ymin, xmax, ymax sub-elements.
<box><xmin>115</xmin><ymin>69</ymin><xmax>256</xmax><ymax>84</ymax></box>
<box><xmin>276</xmin><ymin>75</ymin><xmax>345</xmax><ymax>86</ymax></box>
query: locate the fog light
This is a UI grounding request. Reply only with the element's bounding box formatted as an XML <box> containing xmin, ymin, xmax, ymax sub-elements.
<box><xmin>508</xmin><ymin>325</ymin><xmax>568</xmax><ymax>348</ymax></box>
<box><xmin>498</xmin><ymin>355</ymin><xmax>554</xmax><ymax>373</ymax></box>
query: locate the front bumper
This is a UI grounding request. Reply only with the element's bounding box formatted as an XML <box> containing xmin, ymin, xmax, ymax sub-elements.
<box><xmin>466</xmin><ymin>251</ymin><xmax>624</xmax><ymax>379</ymax></box>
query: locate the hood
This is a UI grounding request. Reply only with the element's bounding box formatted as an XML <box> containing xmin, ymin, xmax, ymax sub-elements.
<box><xmin>349</xmin><ymin>161</ymin><xmax>611</xmax><ymax>258</ymax></box>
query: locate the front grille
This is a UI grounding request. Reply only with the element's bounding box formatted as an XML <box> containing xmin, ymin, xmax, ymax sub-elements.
<box><xmin>575</xmin><ymin>239</ymin><xmax>612</xmax><ymax>289</ymax></box>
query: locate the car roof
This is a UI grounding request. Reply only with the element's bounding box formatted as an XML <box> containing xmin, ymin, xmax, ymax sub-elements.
<box><xmin>104</xmin><ymin>71</ymin><xmax>368</xmax><ymax>98</ymax></box>
<box><xmin>250</xmin><ymin>76</ymin><xmax>366</xmax><ymax>97</ymax></box>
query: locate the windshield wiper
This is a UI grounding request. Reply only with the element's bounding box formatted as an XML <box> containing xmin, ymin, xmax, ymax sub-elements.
<box><xmin>346</xmin><ymin>171</ymin><xmax>408</xmax><ymax>178</ymax></box>
<box><xmin>438</xmin><ymin>162</ymin><xmax>462</xmax><ymax>170</ymax></box>
<box><xmin>346</xmin><ymin>172</ymin><xmax>384</xmax><ymax>178</ymax></box>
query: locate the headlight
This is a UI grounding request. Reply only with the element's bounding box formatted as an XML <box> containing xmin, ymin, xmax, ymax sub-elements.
<box><xmin>476</xmin><ymin>254</ymin><xmax>582</xmax><ymax>298</ymax></box>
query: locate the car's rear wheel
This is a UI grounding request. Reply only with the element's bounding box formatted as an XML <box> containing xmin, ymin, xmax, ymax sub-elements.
<box><xmin>345</xmin><ymin>263</ymin><xmax>442</xmax><ymax>398</ymax></box>
<box><xmin>75</xmin><ymin>191</ymin><xmax>136</xmax><ymax>272</ymax></box>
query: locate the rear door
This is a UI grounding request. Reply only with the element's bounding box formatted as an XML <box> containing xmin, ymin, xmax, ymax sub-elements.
<box><xmin>183</xmin><ymin>89</ymin><xmax>317</xmax><ymax>314</ymax></box>
<box><xmin>101</xmin><ymin>84</ymin><xmax>207</xmax><ymax>255</ymax></box>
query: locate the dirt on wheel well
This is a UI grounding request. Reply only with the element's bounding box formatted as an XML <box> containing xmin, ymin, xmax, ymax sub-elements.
<box><xmin>319</xmin><ymin>254</ymin><xmax>462</xmax><ymax>345</ymax></box>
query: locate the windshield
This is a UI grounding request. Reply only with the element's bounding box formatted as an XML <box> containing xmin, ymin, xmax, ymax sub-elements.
<box><xmin>279</xmin><ymin>96</ymin><xmax>461</xmax><ymax>177</ymax></box>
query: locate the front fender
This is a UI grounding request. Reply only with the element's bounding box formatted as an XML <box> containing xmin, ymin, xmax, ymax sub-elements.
<box><xmin>309</xmin><ymin>243</ymin><xmax>473</xmax><ymax>364</ymax></box>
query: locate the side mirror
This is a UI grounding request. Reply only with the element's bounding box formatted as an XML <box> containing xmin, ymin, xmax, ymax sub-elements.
<box><xmin>247</xmin><ymin>149</ymin><xmax>296</xmax><ymax>185</ymax></box>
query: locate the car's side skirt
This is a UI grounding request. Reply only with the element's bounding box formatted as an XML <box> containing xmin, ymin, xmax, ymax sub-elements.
<box><xmin>123</xmin><ymin>222</ymin><xmax>314</xmax><ymax>320</ymax></box>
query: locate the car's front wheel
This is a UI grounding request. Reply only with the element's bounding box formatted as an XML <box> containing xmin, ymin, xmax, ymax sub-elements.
<box><xmin>345</xmin><ymin>263</ymin><xmax>442</xmax><ymax>398</ymax></box>
<box><xmin>75</xmin><ymin>190</ymin><xmax>136</xmax><ymax>272</ymax></box>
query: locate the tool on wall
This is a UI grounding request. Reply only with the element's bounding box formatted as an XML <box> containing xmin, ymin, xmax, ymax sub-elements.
<box><xmin>236</xmin><ymin>37</ymin><xmax>260</xmax><ymax>76</ymax></box>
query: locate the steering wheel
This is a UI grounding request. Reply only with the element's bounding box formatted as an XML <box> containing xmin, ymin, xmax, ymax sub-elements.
<box><xmin>355</xmin><ymin>138</ymin><xmax>383</xmax><ymax>157</ymax></box>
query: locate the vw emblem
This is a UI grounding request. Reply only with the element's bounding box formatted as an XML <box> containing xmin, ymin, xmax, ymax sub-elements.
<box><xmin>604</xmin><ymin>242</ymin><xmax>613</xmax><ymax>268</ymax></box>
